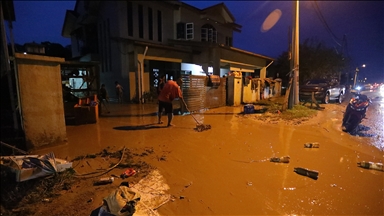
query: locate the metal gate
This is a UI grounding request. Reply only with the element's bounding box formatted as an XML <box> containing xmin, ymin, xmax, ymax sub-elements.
<box><xmin>181</xmin><ymin>75</ymin><xmax>226</xmax><ymax>112</ymax></box>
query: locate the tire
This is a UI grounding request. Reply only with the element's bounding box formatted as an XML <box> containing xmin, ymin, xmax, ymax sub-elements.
<box><xmin>324</xmin><ymin>93</ymin><xmax>330</xmax><ymax>104</ymax></box>
<box><xmin>338</xmin><ymin>92</ymin><xmax>344</xmax><ymax>104</ymax></box>
<box><xmin>342</xmin><ymin>114</ymin><xmax>359</xmax><ymax>133</ymax></box>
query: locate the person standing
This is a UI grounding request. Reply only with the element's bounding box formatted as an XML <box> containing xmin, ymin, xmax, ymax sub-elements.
<box><xmin>157</xmin><ymin>75</ymin><xmax>166</xmax><ymax>96</ymax></box>
<box><xmin>115</xmin><ymin>81</ymin><xmax>124</xmax><ymax>104</ymax></box>
<box><xmin>157</xmin><ymin>80</ymin><xmax>182</xmax><ymax>127</ymax></box>
<box><xmin>99</xmin><ymin>84</ymin><xmax>110</xmax><ymax>113</ymax></box>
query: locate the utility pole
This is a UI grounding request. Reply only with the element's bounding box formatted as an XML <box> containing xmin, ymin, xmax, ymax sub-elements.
<box><xmin>289</xmin><ymin>0</ymin><xmax>299</xmax><ymax>108</ymax></box>
<box><xmin>293</xmin><ymin>0</ymin><xmax>300</xmax><ymax>105</ymax></box>
<box><xmin>353</xmin><ymin>67</ymin><xmax>359</xmax><ymax>88</ymax></box>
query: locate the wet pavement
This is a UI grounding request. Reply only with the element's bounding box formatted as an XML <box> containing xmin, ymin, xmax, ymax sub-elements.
<box><xmin>32</xmin><ymin>92</ymin><xmax>383</xmax><ymax>215</ymax></box>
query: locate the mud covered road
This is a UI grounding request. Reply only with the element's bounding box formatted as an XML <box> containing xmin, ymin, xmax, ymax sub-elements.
<box><xmin>31</xmin><ymin>91</ymin><xmax>383</xmax><ymax>215</ymax></box>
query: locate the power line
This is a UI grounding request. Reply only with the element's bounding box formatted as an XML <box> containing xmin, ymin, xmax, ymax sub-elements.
<box><xmin>312</xmin><ymin>1</ymin><xmax>342</xmax><ymax>47</ymax></box>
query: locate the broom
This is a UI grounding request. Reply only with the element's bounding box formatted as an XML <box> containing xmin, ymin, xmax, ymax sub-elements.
<box><xmin>181</xmin><ymin>98</ymin><xmax>211</xmax><ymax>132</ymax></box>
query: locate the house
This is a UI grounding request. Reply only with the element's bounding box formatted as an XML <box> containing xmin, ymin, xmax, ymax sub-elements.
<box><xmin>62</xmin><ymin>0</ymin><xmax>276</xmax><ymax>110</ymax></box>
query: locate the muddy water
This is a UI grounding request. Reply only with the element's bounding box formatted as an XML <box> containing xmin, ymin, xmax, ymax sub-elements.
<box><xmin>33</xmin><ymin>101</ymin><xmax>383</xmax><ymax>215</ymax></box>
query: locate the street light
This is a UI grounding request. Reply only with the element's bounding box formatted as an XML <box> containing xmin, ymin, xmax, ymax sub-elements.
<box><xmin>353</xmin><ymin>64</ymin><xmax>365</xmax><ymax>88</ymax></box>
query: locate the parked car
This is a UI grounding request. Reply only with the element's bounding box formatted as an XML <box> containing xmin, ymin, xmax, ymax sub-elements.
<box><xmin>363</xmin><ymin>83</ymin><xmax>373</xmax><ymax>90</ymax></box>
<box><xmin>299</xmin><ymin>79</ymin><xmax>346</xmax><ymax>104</ymax></box>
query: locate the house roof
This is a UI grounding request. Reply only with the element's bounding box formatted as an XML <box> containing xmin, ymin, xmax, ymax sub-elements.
<box><xmin>180</xmin><ymin>1</ymin><xmax>242</xmax><ymax>32</ymax></box>
<box><xmin>62</xmin><ymin>10</ymin><xmax>79</xmax><ymax>38</ymax></box>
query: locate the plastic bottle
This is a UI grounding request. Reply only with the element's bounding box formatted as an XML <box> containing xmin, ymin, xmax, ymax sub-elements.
<box><xmin>294</xmin><ymin>167</ymin><xmax>319</xmax><ymax>180</ymax></box>
<box><xmin>120</xmin><ymin>168</ymin><xmax>137</xmax><ymax>179</ymax></box>
<box><xmin>357</xmin><ymin>161</ymin><xmax>383</xmax><ymax>171</ymax></box>
<box><xmin>304</xmin><ymin>142</ymin><xmax>320</xmax><ymax>148</ymax></box>
<box><xmin>94</xmin><ymin>177</ymin><xmax>114</xmax><ymax>186</ymax></box>
<box><xmin>270</xmin><ymin>156</ymin><xmax>290</xmax><ymax>163</ymax></box>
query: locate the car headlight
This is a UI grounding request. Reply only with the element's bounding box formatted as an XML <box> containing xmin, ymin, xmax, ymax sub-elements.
<box><xmin>355</xmin><ymin>86</ymin><xmax>362</xmax><ymax>91</ymax></box>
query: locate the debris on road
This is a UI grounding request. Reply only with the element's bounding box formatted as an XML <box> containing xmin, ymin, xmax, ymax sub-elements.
<box><xmin>99</xmin><ymin>169</ymin><xmax>171</xmax><ymax>216</ymax></box>
<box><xmin>304</xmin><ymin>142</ymin><xmax>320</xmax><ymax>148</ymax></box>
<box><xmin>270</xmin><ymin>156</ymin><xmax>290</xmax><ymax>163</ymax></box>
<box><xmin>120</xmin><ymin>168</ymin><xmax>136</xmax><ymax>179</ymax></box>
<box><xmin>195</xmin><ymin>123</ymin><xmax>211</xmax><ymax>132</ymax></box>
<box><xmin>0</xmin><ymin>152</ymin><xmax>73</xmax><ymax>182</ymax></box>
<box><xmin>99</xmin><ymin>185</ymin><xmax>141</xmax><ymax>216</ymax></box>
<box><xmin>294</xmin><ymin>167</ymin><xmax>319</xmax><ymax>180</ymax></box>
<box><xmin>357</xmin><ymin>161</ymin><xmax>383</xmax><ymax>171</ymax></box>
<box><xmin>93</xmin><ymin>177</ymin><xmax>114</xmax><ymax>186</ymax></box>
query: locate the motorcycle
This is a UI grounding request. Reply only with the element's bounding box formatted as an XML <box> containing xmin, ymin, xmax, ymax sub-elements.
<box><xmin>342</xmin><ymin>92</ymin><xmax>371</xmax><ymax>133</ymax></box>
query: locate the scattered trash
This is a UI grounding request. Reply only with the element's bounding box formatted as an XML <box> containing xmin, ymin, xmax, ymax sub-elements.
<box><xmin>130</xmin><ymin>169</ymin><xmax>172</xmax><ymax>213</ymax></box>
<box><xmin>179</xmin><ymin>196</ymin><xmax>185</xmax><ymax>199</ymax></box>
<box><xmin>294</xmin><ymin>167</ymin><xmax>319</xmax><ymax>180</ymax></box>
<box><xmin>270</xmin><ymin>156</ymin><xmax>290</xmax><ymax>163</ymax></box>
<box><xmin>111</xmin><ymin>174</ymin><xmax>120</xmax><ymax>179</ymax></box>
<box><xmin>120</xmin><ymin>168</ymin><xmax>136</xmax><ymax>179</ymax></box>
<box><xmin>247</xmin><ymin>181</ymin><xmax>253</xmax><ymax>186</ymax></box>
<box><xmin>357</xmin><ymin>161</ymin><xmax>383</xmax><ymax>171</ymax></box>
<box><xmin>94</xmin><ymin>177</ymin><xmax>114</xmax><ymax>186</ymax></box>
<box><xmin>120</xmin><ymin>181</ymin><xmax>130</xmax><ymax>187</ymax></box>
<box><xmin>283</xmin><ymin>187</ymin><xmax>296</xmax><ymax>191</ymax></box>
<box><xmin>304</xmin><ymin>142</ymin><xmax>320</xmax><ymax>148</ymax></box>
<box><xmin>99</xmin><ymin>186</ymin><xmax>141</xmax><ymax>216</ymax></box>
<box><xmin>0</xmin><ymin>152</ymin><xmax>72</xmax><ymax>182</ymax></box>
<box><xmin>184</xmin><ymin>182</ymin><xmax>193</xmax><ymax>188</ymax></box>
<box><xmin>87</xmin><ymin>198</ymin><xmax>93</xmax><ymax>203</ymax></box>
<box><xmin>244</xmin><ymin>104</ymin><xmax>255</xmax><ymax>114</ymax></box>
<box><xmin>195</xmin><ymin>123</ymin><xmax>212</xmax><ymax>132</ymax></box>
<box><xmin>42</xmin><ymin>198</ymin><xmax>50</xmax><ymax>203</ymax></box>
<box><xmin>330</xmin><ymin>184</ymin><xmax>337</xmax><ymax>187</ymax></box>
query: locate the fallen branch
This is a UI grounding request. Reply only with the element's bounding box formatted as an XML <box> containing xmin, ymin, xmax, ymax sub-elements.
<box><xmin>0</xmin><ymin>141</ymin><xmax>28</xmax><ymax>155</ymax></box>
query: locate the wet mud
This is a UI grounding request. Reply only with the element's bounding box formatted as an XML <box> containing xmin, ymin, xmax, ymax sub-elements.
<box><xmin>27</xmin><ymin>93</ymin><xmax>383</xmax><ymax>215</ymax></box>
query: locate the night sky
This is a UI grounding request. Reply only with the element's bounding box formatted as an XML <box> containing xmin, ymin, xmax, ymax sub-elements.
<box><xmin>11</xmin><ymin>1</ymin><xmax>384</xmax><ymax>82</ymax></box>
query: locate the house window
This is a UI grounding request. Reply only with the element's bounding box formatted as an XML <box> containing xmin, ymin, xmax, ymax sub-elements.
<box><xmin>201</xmin><ymin>24</ymin><xmax>217</xmax><ymax>43</ymax></box>
<box><xmin>127</xmin><ymin>1</ymin><xmax>133</xmax><ymax>37</ymax></box>
<box><xmin>225</xmin><ymin>36</ymin><xmax>233</xmax><ymax>46</ymax></box>
<box><xmin>157</xmin><ymin>10</ymin><xmax>162</xmax><ymax>42</ymax></box>
<box><xmin>138</xmin><ymin>4</ymin><xmax>144</xmax><ymax>38</ymax></box>
<box><xmin>148</xmin><ymin>7</ymin><xmax>153</xmax><ymax>40</ymax></box>
<box><xmin>176</xmin><ymin>22</ymin><xmax>185</xmax><ymax>39</ymax></box>
<box><xmin>186</xmin><ymin>23</ymin><xmax>194</xmax><ymax>40</ymax></box>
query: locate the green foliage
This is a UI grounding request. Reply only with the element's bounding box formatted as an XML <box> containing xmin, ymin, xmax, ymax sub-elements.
<box><xmin>299</xmin><ymin>38</ymin><xmax>348</xmax><ymax>84</ymax></box>
<box><xmin>268</xmin><ymin>37</ymin><xmax>350</xmax><ymax>85</ymax></box>
<box><xmin>281</xmin><ymin>105</ymin><xmax>318</xmax><ymax>120</ymax></box>
<box><xmin>254</xmin><ymin>96</ymin><xmax>318</xmax><ymax>121</ymax></box>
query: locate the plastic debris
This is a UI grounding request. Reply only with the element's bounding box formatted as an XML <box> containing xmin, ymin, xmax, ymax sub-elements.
<box><xmin>304</xmin><ymin>142</ymin><xmax>320</xmax><ymax>148</ymax></box>
<box><xmin>94</xmin><ymin>177</ymin><xmax>114</xmax><ymax>186</ymax></box>
<box><xmin>121</xmin><ymin>168</ymin><xmax>136</xmax><ymax>179</ymax></box>
<box><xmin>357</xmin><ymin>161</ymin><xmax>383</xmax><ymax>171</ymax></box>
<box><xmin>270</xmin><ymin>156</ymin><xmax>290</xmax><ymax>163</ymax></box>
<box><xmin>294</xmin><ymin>167</ymin><xmax>319</xmax><ymax>180</ymax></box>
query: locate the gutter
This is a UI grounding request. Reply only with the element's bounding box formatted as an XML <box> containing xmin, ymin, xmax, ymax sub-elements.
<box><xmin>266</xmin><ymin>60</ymin><xmax>274</xmax><ymax>68</ymax></box>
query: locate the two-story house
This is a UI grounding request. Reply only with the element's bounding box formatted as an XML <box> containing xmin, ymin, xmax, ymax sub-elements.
<box><xmin>62</xmin><ymin>0</ymin><xmax>274</xmax><ymax>110</ymax></box>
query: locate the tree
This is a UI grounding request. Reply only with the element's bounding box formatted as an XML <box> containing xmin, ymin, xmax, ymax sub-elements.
<box><xmin>41</xmin><ymin>41</ymin><xmax>72</xmax><ymax>60</ymax></box>
<box><xmin>269</xmin><ymin>37</ymin><xmax>350</xmax><ymax>85</ymax></box>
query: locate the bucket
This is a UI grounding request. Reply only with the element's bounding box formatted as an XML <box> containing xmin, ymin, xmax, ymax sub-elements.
<box><xmin>244</xmin><ymin>104</ymin><xmax>254</xmax><ymax>114</ymax></box>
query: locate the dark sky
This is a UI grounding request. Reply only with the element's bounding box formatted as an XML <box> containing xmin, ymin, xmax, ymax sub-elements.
<box><xmin>11</xmin><ymin>1</ymin><xmax>384</xmax><ymax>82</ymax></box>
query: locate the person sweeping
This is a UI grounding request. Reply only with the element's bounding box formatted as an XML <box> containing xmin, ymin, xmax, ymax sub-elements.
<box><xmin>157</xmin><ymin>80</ymin><xmax>182</xmax><ymax>127</ymax></box>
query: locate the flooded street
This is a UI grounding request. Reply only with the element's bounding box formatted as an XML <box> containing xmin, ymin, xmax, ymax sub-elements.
<box><xmin>33</xmin><ymin>92</ymin><xmax>383</xmax><ymax>215</ymax></box>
